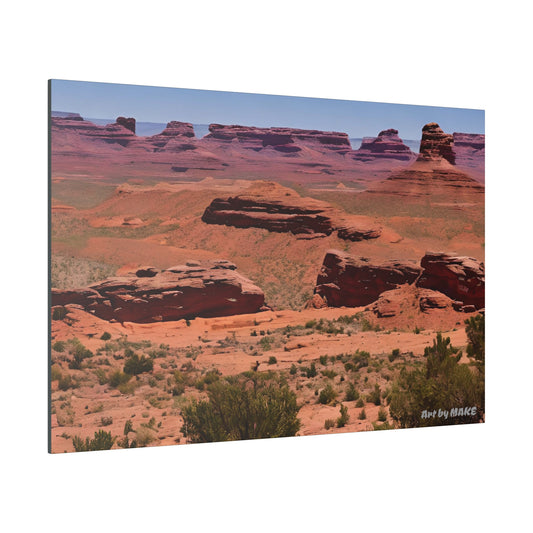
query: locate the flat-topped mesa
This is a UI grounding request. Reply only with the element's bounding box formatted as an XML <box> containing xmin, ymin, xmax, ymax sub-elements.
<box><xmin>204</xmin><ymin>124</ymin><xmax>351</xmax><ymax>154</ymax></box>
<box><xmin>201</xmin><ymin>182</ymin><xmax>382</xmax><ymax>240</ymax></box>
<box><xmin>417</xmin><ymin>252</ymin><xmax>485</xmax><ymax>310</ymax></box>
<box><xmin>417</xmin><ymin>122</ymin><xmax>455</xmax><ymax>164</ymax></box>
<box><xmin>51</xmin><ymin>260</ymin><xmax>267</xmax><ymax>323</ymax></box>
<box><xmin>312</xmin><ymin>250</ymin><xmax>421</xmax><ymax>307</ymax></box>
<box><xmin>351</xmin><ymin>129</ymin><xmax>415</xmax><ymax>161</ymax></box>
<box><xmin>51</xmin><ymin>116</ymin><xmax>137</xmax><ymax>146</ymax></box>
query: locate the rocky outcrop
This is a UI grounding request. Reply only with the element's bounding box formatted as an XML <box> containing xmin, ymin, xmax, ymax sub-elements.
<box><xmin>417</xmin><ymin>252</ymin><xmax>485</xmax><ymax>310</ymax></box>
<box><xmin>51</xmin><ymin>260</ymin><xmax>267</xmax><ymax>323</ymax></box>
<box><xmin>116</xmin><ymin>117</ymin><xmax>136</xmax><ymax>134</ymax></box>
<box><xmin>452</xmin><ymin>132</ymin><xmax>485</xmax><ymax>172</ymax></box>
<box><xmin>312</xmin><ymin>249</ymin><xmax>484</xmax><ymax>311</ymax></box>
<box><xmin>417</xmin><ymin>122</ymin><xmax>455</xmax><ymax>164</ymax></box>
<box><xmin>204</xmin><ymin>124</ymin><xmax>351</xmax><ymax>154</ymax></box>
<box><xmin>51</xmin><ymin>116</ymin><xmax>137</xmax><ymax>146</ymax></box>
<box><xmin>351</xmin><ymin>129</ymin><xmax>415</xmax><ymax>162</ymax></box>
<box><xmin>313</xmin><ymin>250</ymin><xmax>421</xmax><ymax>307</ymax></box>
<box><xmin>202</xmin><ymin>182</ymin><xmax>382</xmax><ymax>240</ymax></box>
<box><xmin>364</xmin><ymin>123</ymin><xmax>484</xmax><ymax>199</ymax></box>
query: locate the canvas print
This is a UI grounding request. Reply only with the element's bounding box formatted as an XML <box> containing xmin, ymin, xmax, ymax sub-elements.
<box><xmin>49</xmin><ymin>80</ymin><xmax>485</xmax><ymax>453</ymax></box>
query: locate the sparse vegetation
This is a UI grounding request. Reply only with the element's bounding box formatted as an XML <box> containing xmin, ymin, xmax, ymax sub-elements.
<box><xmin>72</xmin><ymin>430</ymin><xmax>116</xmax><ymax>452</ymax></box>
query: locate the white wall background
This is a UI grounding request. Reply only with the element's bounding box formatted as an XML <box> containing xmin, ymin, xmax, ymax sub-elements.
<box><xmin>1</xmin><ymin>1</ymin><xmax>531</xmax><ymax>531</ymax></box>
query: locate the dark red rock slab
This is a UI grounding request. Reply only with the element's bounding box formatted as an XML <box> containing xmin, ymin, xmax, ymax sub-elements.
<box><xmin>313</xmin><ymin>250</ymin><xmax>421</xmax><ymax>307</ymax></box>
<box><xmin>417</xmin><ymin>252</ymin><xmax>485</xmax><ymax>309</ymax></box>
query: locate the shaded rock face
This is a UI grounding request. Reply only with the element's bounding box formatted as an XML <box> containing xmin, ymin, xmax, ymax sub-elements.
<box><xmin>417</xmin><ymin>122</ymin><xmax>455</xmax><ymax>164</ymax></box>
<box><xmin>417</xmin><ymin>252</ymin><xmax>485</xmax><ymax>309</ymax></box>
<box><xmin>116</xmin><ymin>117</ymin><xmax>136</xmax><ymax>134</ymax></box>
<box><xmin>351</xmin><ymin>129</ymin><xmax>415</xmax><ymax>162</ymax></box>
<box><xmin>51</xmin><ymin>261</ymin><xmax>266</xmax><ymax>323</ymax></box>
<box><xmin>314</xmin><ymin>250</ymin><xmax>421</xmax><ymax>307</ymax></box>
<box><xmin>312</xmin><ymin>250</ymin><xmax>484</xmax><ymax>311</ymax></box>
<box><xmin>202</xmin><ymin>182</ymin><xmax>382</xmax><ymax>241</ymax></box>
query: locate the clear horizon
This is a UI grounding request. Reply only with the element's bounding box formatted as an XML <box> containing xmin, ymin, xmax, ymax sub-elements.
<box><xmin>50</xmin><ymin>79</ymin><xmax>485</xmax><ymax>140</ymax></box>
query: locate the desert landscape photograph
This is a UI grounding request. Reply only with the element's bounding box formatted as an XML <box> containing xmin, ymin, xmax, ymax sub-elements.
<box><xmin>49</xmin><ymin>79</ymin><xmax>485</xmax><ymax>453</ymax></box>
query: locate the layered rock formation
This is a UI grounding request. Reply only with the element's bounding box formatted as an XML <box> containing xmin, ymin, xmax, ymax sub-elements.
<box><xmin>417</xmin><ymin>122</ymin><xmax>455</xmax><ymax>164</ymax></box>
<box><xmin>417</xmin><ymin>252</ymin><xmax>485</xmax><ymax>310</ymax></box>
<box><xmin>201</xmin><ymin>182</ymin><xmax>382</xmax><ymax>240</ymax></box>
<box><xmin>365</xmin><ymin>122</ymin><xmax>485</xmax><ymax>198</ymax></box>
<box><xmin>51</xmin><ymin>260</ymin><xmax>267</xmax><ymax>323</ymax></box>
<box><xmin>204</xmin><ymin>124</ymin><xmax>352</xmax><ymax>154</ymax></box>
<box><xmin>312</xmin><ymin>250</ymin><xmax>421</xmax><ymax>307</ymax></box>
<box><xmin>452</xmin><ymin>132</ymin><xmax>485</xmax><ymax>175</ymax></box>
<box><xmin>51</xmin><ymin>116</ymin><xmax>137</xmax><ymax>147</ymax></box>
<box><xmin>351</xmin><ymin>129</ymin><xmax>415</xmax><ymax>162</ymax></box>
<box><xmin>311</xmin><ymin>250</ymin><xmax>485</xmax><ymax>311</ymax></box>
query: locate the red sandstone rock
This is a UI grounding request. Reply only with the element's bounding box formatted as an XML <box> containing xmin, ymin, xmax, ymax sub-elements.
<box><xmin>418</xmin><ymin>289</ymin><xmax>454</xmax><ymax>311</ymax></box>
<box><xmin>351</xmin><ymin>129</ymin><xmax>415</xmax><ymax>162</ymax></box>
<box><xmin>202</xmin><ymin>182</ymin><xmax>382</xmax><ymax>240</ymax></box>
<box><xmin>417</xmin><ymin>122</ymin><xmax>455</xmax><ymax>164</ymax></box>
<box><xmin>313</xmin><ymin>250</ymin><xmax>421</xmax><ymax>307</ymax></box>
<box><xmin>51</xmin><ymin>260</ymin><xmax>267</xmax><ymax>323</ymax></box>
<box><xmin>416</xmin><ymin>252</ymin><xmax>485</xmax><ymax>309</ymax></box>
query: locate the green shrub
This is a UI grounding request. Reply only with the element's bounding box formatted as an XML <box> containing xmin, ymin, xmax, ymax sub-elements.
<box><xmin>378</xmin><ymin>407</ymin><xmax>387</xmax><ymax>422</ymax></box>
<box><xmin>355</xmin><ymin>397</ymin><xmax>365</xmax><ymax>408</ymax></box>
<box><xmin>72</xmin><ymin>430</ymin><xmax>116</xmax><ymax>452</ymax></box>
<box><xmin>100</xmin><ymin>332</ymin><xmax>112</xmax><ymax>341</ymax></box>
<box><xmin>344</xmin><ymin>382</ymin><xmax>359</xmax><ymax>402</ymax></box>
<box><xmin>289</xmin><ymin>364</ymin><xmax>297</xmax><ymax>375</ymax></box>
<box><xmin>367</xmin><ymin>383</ymin><xmax>381</xmax><ymax>406</ymax></box>
<box><xmin>108</xmin><ymin>370</ymin><xmax>132</xmax><ymax>389</ymax></box>
<box><xmin>336</xmin><ymin>404</ymin><xmax>350</xmax><ymax>428</ymax></box>
<box><xmin>318</xmin><ymin>383</ymin><xmax>337</xmax><ymax>405</ymax></box>
<box><xmin>52</xmin><ymin>341</ymin><xmax>66</xmax><ymax>353</ymax></box>
<box><xmin>319</xmin><ymin>355</ymin><xmax>328</xmax><ymax>366</ymax></box>
<box><xmin>358</xmin><ymin>408</ymin><xmax>367</xmax><ymax>420</ymax></box>
<box><xmin>304</xmin><ymin>362</ymin><xmax>317</xmax><ymax>378</ymax></box>
<box><xmin>180</xmin><ymin>372</ymin><xmax>301</xmax><ymax>443</ymax></box>
<box><xmin>465</xmin><ymin>314</ymin><xmax>485</xmax><ymax>362</ymax></box>
<box><xmin>388</xmin><ymin>348</ymin><xmax>400</xmax><ymax>362</ymax></box>
<box><xmin>389</xmin><ymin>333</ymin><xmax>484</xmax><ymax>427</ymax></box>
<box><xmin>123</xmin><ymin>353</ymin><xmax>153</xmax><ymax>376</ymax></box>
<box><xmin>268</xmin><ymin>356</ymin><xmax>278</xmax><ymax>365</ymax></box>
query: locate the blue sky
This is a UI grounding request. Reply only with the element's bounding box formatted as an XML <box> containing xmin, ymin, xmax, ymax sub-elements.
<box><xmin>51</xmin><ymin>79</ymin><xmax>484</xmax><ymax>140</ymax></box>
